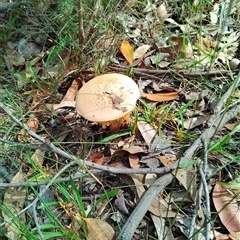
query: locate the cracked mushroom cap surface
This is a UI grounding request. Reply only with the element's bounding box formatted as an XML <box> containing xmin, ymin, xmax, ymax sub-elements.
<box><xmin>76</xmin><ymin>73</ymin><xmax>140</xmax><ymax>122</ymax></box>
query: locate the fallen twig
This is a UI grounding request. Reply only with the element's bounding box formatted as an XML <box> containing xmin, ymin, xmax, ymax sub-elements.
<box><xmin>109</xmin><ymin>65</ymin><xmax>232</xmax><ymax>77</ymax></box>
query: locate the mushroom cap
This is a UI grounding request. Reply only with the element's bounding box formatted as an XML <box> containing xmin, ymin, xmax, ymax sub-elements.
<box><xmin>76</xmin><ymin>73</ymin><xmax>140</xmax><ymax>122</ymax></box>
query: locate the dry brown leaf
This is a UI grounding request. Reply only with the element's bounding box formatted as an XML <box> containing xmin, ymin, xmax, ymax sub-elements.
<box><xmin>112</xmin><ymin>146</ymin><xmax>146</xmax><ymax>161</ymax></box>
<box><xmin>151</xmin><ymin>214</ymin><xmax>174</xmax><ymax>240</ymax></box>
<box><xmin>156</xmin><ymin>154</ymin><xmax>177</xmax><ymax>166</ymax></box>
<box><xmin>89</xmin><ymin>153</ymin><xmax>104</xmax><ymax>165</ymax></box>
<box><xmin>26</xmin><ymin>149</ymin><xmax>45</xmax><ymax>177</ymax></box>
<box><xmin>141</xmin><ymin>91</ymin><xmax>178</xmax><ymax>102</ymax></box>
<box><xmin>158</xmin><ymin>154</ymin><xmax>196</xmax><ymax>201</ymax></box>
<box><xmin>212</xmin><ymin>183</ymin><xmax>240</xmax><ymax>232</ymax></box>
<box><xmin>137</xmin><ymin>121</ymin><xmax>157</xmax><ymax>146</ymax></box>
<box><xmin>2</xmin><ymin>168</ymin><xmax>26</xmax><ymax>240</ymax></box>
<box><xmin>52</xmin><ymin>79</ymin><xmax>79</xmax><ymax>110</ymax></box>
<box><xmin>137</xmin><ymin>121</ymin><xmax>172</xmax><ymax>151</ymax></box>
<box><xmin>224</xmin><ymin>120</ymin><xmax>240</xmax><ymax>131</ymax></box>
<box><xmin>216</xmin><ymin>235</ymin><xmax>232</xmax><ymax>240</ymax></box>
<box><xmin>175</xmin><ymin>168</ymin><xmax>197</xmax><ymax>202</ymax></box>
<box><xmin>129</xmin><ymin>154</ymin><xmax>140</xmax><ymax>169</ymax></box>
<box><xmin>26</xmin><ymin>117</ymin><xmax>39</xmax><ymax>132</ymax></box>
<box><xmin>229</xmin><ymin>232</ymin><xmax>240</xmax><ymax>240</ymax></box>
<box><xmin>133</xmin><ymin>45</ymin><xmax>151</xmax><ymax>60</ymax></box>
<box><xmin>120</xmin><ymin>40</ymin><xmax>134</xmax><ymax>65</ymax></box>
<box><xmin>83</xmin><ymin>217</ymin><xmax>115</xmax><ymax>240</ymax></box>
<box><xmin>18</xmin><ymin>117</ymin><xmax>39</xmax><ymax>143</ymax></box>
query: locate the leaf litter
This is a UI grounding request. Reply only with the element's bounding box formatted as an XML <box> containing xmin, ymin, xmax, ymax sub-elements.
<box><xmin>0</xmin><ymin>0</ymin><xmax>240</xmax><ymax>239</ymax></box>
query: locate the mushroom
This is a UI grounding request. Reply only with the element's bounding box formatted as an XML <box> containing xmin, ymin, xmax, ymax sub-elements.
<box><xmin>76</xmin><ymin>73</ymin><xmax>140</xmax><ymax>129</ymax></box>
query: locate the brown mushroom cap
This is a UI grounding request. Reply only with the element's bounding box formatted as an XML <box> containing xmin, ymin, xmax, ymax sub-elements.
<box><xmin>76</xmin><ymin>73</ymin><xmax>140</xmax><ymax>122</ymax></box>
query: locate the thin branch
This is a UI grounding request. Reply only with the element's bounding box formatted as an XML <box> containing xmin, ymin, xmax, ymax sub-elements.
<box><xmin>0</xmin><ymin>171</ymin><xmax>103</xmax><ymax>188</ymax></box>
<box><xmin>78</xmin><ymin>0</ymin><xmax>85</xmax><ymax>45</ymax></box>
<box><xmin>200</xmin><ymin>139</ymin><xmax>211</xmax><ymax>240</ymax></box>
<box><xmin>32</xmin><ymin>204</ymin><xmax>44</xmax><ymax>240</ymax></box>
<box><xmin>109</xmin><ymin>65</ymin><xmax>231</xmax><ymax>77</ymax></box>
<box><xmin>84</xmin><ymin>0</ymin><xmax>101</xmax><ymax>41</ymax></box>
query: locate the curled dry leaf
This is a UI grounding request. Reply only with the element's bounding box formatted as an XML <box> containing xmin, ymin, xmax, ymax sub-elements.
<box><xmin>83</xmin><ymin>217</ymin><xmax>115</xmax><ymax>240</ymax></box>
<box><xmin>141</xmin><ymin>91</ymin><xmax>178</xmax><ymax>102</ymax></box>
<box><xmin>212</xmin><ymin>183</ymin><xmax>240</xmax><ymax>232</ymax></box>
<box><xmin>52</xmin><ymin>79</ymin><xmax>79</xmax><ymax>111</ymax></box>
<box><xmin>120</xmin><ymin>40</ymin><xmax>134</xmax><ymax>65</ymax></box>
<box><xmin>157</xmin><ymin>2</ymin><xmax>170</xmax><ymax>20</ymax></box>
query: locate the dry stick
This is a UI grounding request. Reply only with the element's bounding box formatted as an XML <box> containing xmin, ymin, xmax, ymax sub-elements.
<box><xmin>84</xmin><ymin>0</ymin><xmax>100</xmax><ymax>41</ymax></box>
<box><xmin>200</xmin><ymin>139</ymin><xmax>211</xmax><ymax>240</ymax></box>
<box><xmin>188</xmin><ymin>139</ymin><xmax>211</xmax><ymax>239</ymax></box>
<box><xmin>78</xmin><ymin>0</ymin><xmax>85</xmax><ymax>45</ymax></box>
<box><xmin>116</xmin><ymin>72</ymin><xmax>240</xmax><ymax>239</ymax></box>
<box><xmin>32</xmin><ymin>204</ymin><xmax>44</xmax><ymax>240</ymax></box>
<box><xmin>0</xmin><ymin>166</ymin><xmax>103</xmax><ymax>188</ymax></box>
<box><xmin>188</xmin><ymin>172</ymin><xmax>203</xmax><ymax>239</ymax></box>
<box><xmin>109</xmin><ymin>65</ymin><xmax>231</xmax><ymax>77</ymax></box>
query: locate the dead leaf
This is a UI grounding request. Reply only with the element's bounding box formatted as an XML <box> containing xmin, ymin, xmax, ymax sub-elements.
<box><xmin>151</xmin><ymin>214</ymin><xmax>174</xmax><ymax>240</ymax></box>
<box><xmin>175</xmin><ymin>168</ymin><xmax>197</xmax><ymax>202</ymax></box>
<box><xmin>144</xmin><ymin>173</ymin><xmax>158</xmax><ymax>186</ymax></box>
<box><xmin>5</xmin><ymin>48</ymin><xmax>25</xmax><ymax>66</ymax></box>
<box><xmin>26</xmin><ymin>149</ymin><xmax>45</xmax><ymax>176</ymax></box>
<box><xmin>137</xmin><ymin>121</ymin><xmax>172</xmax><ymax>151</ymax></box>
<box><xmin>157</xmin><ymin>3</ymin><xmax>170</xmax><ymax>20</ymax></box>
<box><xmin>156</xmin><ymin>154</ymin><xmax>177</xmax><ymax>166</ymax></box>
<box><xmin>106</xmin><ymin>91</ymin><xmax>127</xmax><ymax>112</ymax></box>
<box><xmin>18</xmin><ymin>117</ymin><xmax>39</xmax><ymax>143</ymax></box>
<box><xmin>224</xmin><ymin>120</ymin><xmax>240</xmax><ymax>131</ymax></box>
<box><xmin>2</xmin><ymin>168</ymin><xmax>26</xmax><ymax>240</ymax></box>
<box><xmin>89</xmin><ymin>153</ymin><xmax>104</xmax><ymax>165</ymax></box>
<box><xmin>133</xmin><ymin>45</ymin><xmax>151</xmax><ymax>60</ymax></box>
<box><xmin>229</xmin><ymin>232</ymin><xmax>240</xmax><ymax>240</ymax></box>
<box><xmin>183</xmin><ymin>115</ymin><xmax>208</xmax><ymax>130</ymax></box>
<box><xmin>114</xmin><ymin>190</ymin><xmax>129</xmax><ymax>215</ymax></box>
<box><xmin>120</xmin><ymin>40</ymin><xmax>134</xmax><ymax>65</ymax></box>
<box><xmin>129</xmin><ymin>154</ymin><xmax>140</xmax><ymax>169</ymax></box>
<box><xmin>141</xmin><ymin>91</ymin><xmax>178</xmax><ymax>102</ymax></box>
<box><xmin>52</xmin><ymin>79</ymin><xmax>79</xmax><ymax>110</ymax></box>
<box><xmin>112</xmin><ymin>146</ymin><xmax>146</xmax><ymax>161</ymax></box>
<box><xmin>130</xmin><ymin>174</ymin><xmax>176</xmax><ymax>217</ymax></box>
<box><xmin>83</xmin><ymin>217</ymin><xmax>115</xmax><ymax>240</ymax></box>
<box><xmin>212</xmin><ymin>183</ymin><xmax>240</xmax><ymax>232</ymax></box>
